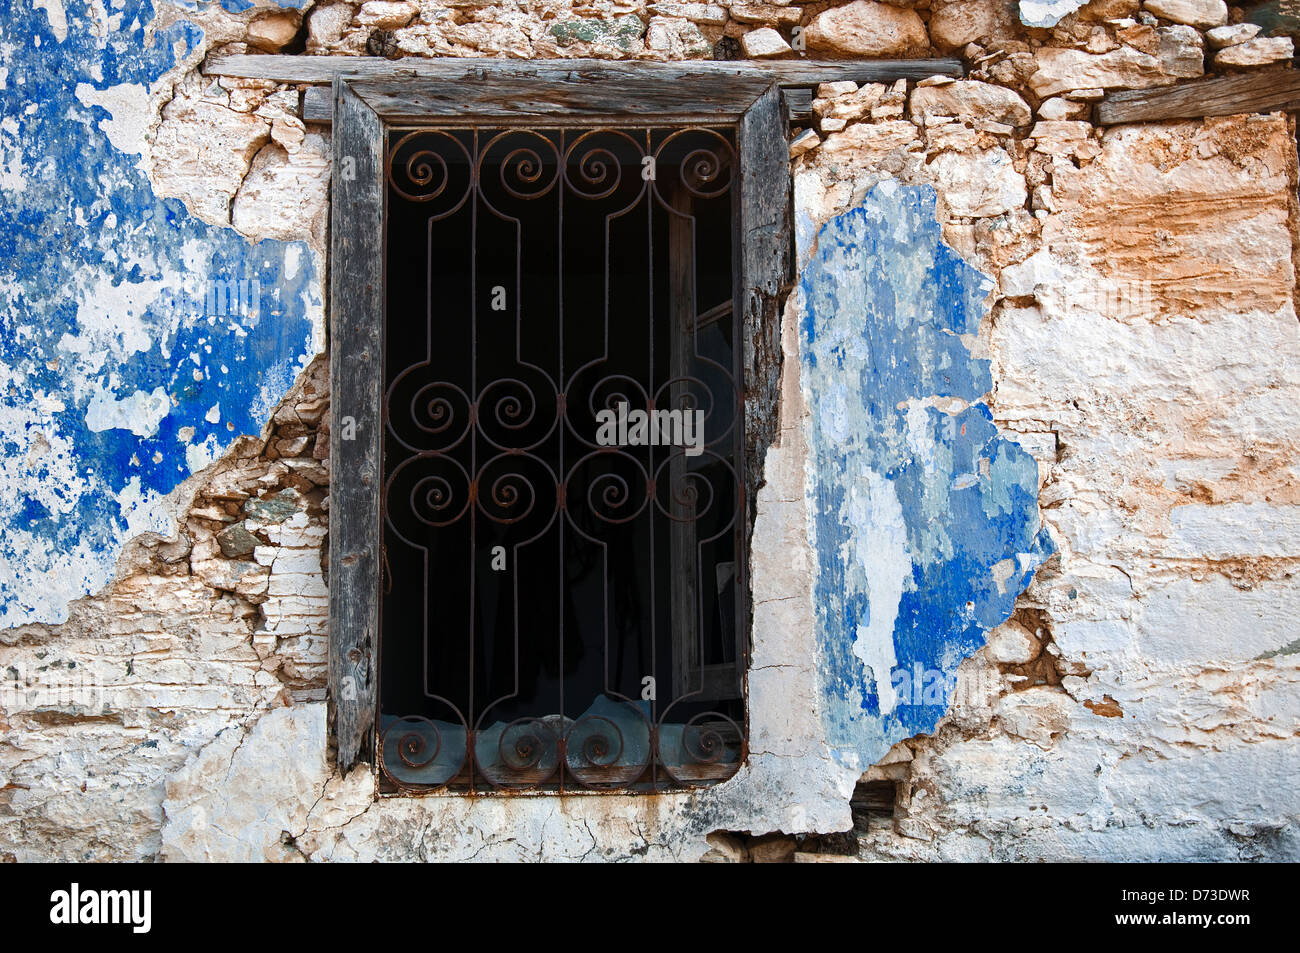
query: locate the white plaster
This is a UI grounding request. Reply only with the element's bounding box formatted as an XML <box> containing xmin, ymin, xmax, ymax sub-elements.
<box><xmin>1017</xmin><ymin>0</ymin><xmax>1086</xmax><ymax>28</ymax></box>
<box><xmin>114</xmin><ymin>475</ymin><xmax>173</xmax><ymax>538</ymax></box>
<box><xmin>84</xmin><ymin>382</ymin><xmax>170</xmax><ymax>438</ymax></box>
<box><xmin>34</xmin><ymin>0</ymin><xmax>68</xmax><ymax>42</ymax></box>
<box><xmin>849</xmin><ymin>470</ymin><xmax>908</xmax><ymax>714</ymax></box>
<box><xmin>74</xmin><ymin>81</ymin><xmax>151</xmax><ymax>158</ymax></box>
<box><xmin>184</xmin><ymin>432</ymin><xmax>222</xmax><ymax>474</ymax></box>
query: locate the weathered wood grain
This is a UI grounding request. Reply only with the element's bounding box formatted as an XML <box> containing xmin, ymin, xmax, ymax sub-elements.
<box><xmin>1097</xmin><ymin>69</ymin><xmax>1300</xmax><ymax>124</ymax></box>
<box><xmin>306</xmin><ymin>83</ymin><xmax>822</xmax><ymax>125</ymax></box>
<box><xmin>349</xmin><ymin>74</ymin><xmax>773</xmax><ymax>122</ymax></box>
<box><xmin>738</xmin><ymin>83</ymin><xmax>789</xmax><ymax>474</ymax></box>
<box><xmin>207</xmin><ymin>53</ymin><xmax>963</xmax><ymax>87</ymax></box>
<box><xmin>304</xmin><ymin>86</ymin><xmax>334</xmax><ymax>124</ymax></box>
<box><xmin>329</xmin><ymin>78</ymin><xmax>384</xmax><ymax>772</ymax></box>
<box><xmin>736</xmin><ymin>83</ymin><xmax>789</xmax><ymax>679</ymax></box>
<box><xmin>781</xmin><ymin>87</ymin><xmax>814</xmax><ymax>125</ymax></box>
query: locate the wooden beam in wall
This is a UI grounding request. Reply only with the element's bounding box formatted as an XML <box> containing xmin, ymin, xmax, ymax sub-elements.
<box><xmin>284</xmin><ymin>59</ymin><xmax>940</xmax><ymax>125</ymax></box>
<box><xmin>207</xmin><ymin>54</ymin><xmax>964</xmax><ymax>87</ymax></box>
<box><xmin>1096</xmin><ymin>69</ymin><xmax>1300</xmax><ymax>124</ymax></box>
<box><xmin>210</xmin><ymin>53</ymin><xmax>962</xmax><ymax>128</ymax></box>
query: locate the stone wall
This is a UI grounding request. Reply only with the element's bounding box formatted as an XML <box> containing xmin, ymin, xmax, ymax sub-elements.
<box><xmin>1</xmin><ymin>0</ymin><xmax>1297</xmax><ymax>861</ymax></box>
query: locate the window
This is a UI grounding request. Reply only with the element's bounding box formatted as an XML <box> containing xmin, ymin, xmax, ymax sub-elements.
<box><xmin>328</xmin><ymin>63</ymin><xmax>792</xmax><ymax>794</ymax></box>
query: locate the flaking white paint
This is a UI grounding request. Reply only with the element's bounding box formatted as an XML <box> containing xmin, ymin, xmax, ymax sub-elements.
<box><xmin>848</xmin><ymin>470</ymin><xmax>908</xmax><ymax>715</ymax></box>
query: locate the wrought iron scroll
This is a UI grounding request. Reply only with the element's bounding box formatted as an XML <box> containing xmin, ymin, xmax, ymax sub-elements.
<box><xmin>380</xmin><ymin>126</ymin><xmax>746</xmax><ymax>793</ymax></box>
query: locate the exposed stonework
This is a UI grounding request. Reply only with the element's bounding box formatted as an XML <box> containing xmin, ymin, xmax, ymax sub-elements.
<box><xmin>1142</xmin><ymin>0</ymin><xmax>1228</xmax><ymax>29</ymax></box>
<box><xmin>1028</xmin><ymin>28</ymin><xmax>1205</xmax><ymax>97</ymax></box>
<box><xmin>741</xmin><ymin>25</ymin><xmax>792</xmax><ymax>56</ymax></box>
<box><xmin>910</xmin><ymin>79</ymin><xmax>1033</xmax><ymax>126</ymax></box>
<box><xmin>931</xmin><ymin>0</ymin><xmax>1021</xmax><ymax>53</ymax></box>
<box><xmin>1205</xmin><ymin>22</ymin><xmax>1259</xmax><ymax>48</ymax></box>
<box><xmin>357</xmin><ymin>1</ymin><xmax>421</xmax><ymax>30</ymax></box>
<box><xmin>247</xmin><ymin>10</ymin><xmax>303</xmax><ymax>51</ymax></box>
<box><xmin>646</xmin><ymin>16</ymin><xmax>716</xmax><ymax>56</ymax></box>
<box><xmin>1214</xmin><ymin>36</ymin><xmax>1295</xmax><ymax>67</ymax></box>
<box><xmin>803</xmin><ymin>1</ymin><xmax>931</xmax><ymax>57</ymax></box>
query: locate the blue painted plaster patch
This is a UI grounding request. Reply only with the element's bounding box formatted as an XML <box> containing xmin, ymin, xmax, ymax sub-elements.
<box><xmin>0</xmin><ymin>0</ymin><xmax>321</xmax><ymax>627</ymax></box>
<box><xmin>798</xmin><ymin>182</ymin><xmax>1054</xmax><ymax>767</ymax></box>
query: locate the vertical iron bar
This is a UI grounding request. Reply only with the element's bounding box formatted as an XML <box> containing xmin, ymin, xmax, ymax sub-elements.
<box><xmin>558</xmin><ymin>128</ymin><xmax>567</xmax><ymax>792</ymax></box>
<box><xmin>469</xmin><ymin>126</ymin><xmax>479</xmax><ymax>792</ymax></box>
<box><xmin>668</xmin><ymin>175</ymin><xmax>699</xmax><ymax>705</ymax></box>
<box><xmin>645</xmin><ymin>127</ymin><xmax>657</xmax><ymax>746</ymax></box>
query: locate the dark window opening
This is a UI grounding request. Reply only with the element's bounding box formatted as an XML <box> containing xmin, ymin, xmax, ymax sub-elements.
<box><xmin>377</xmin><ymin>125</ymin><xmax>748</xmax><ymax>793</ymax></box>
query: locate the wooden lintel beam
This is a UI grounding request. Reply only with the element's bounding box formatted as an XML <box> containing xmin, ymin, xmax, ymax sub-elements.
<box><xmin>273</xmin><ymin>56</ymin><xmax>959</xmax><ymax>126</ymax></box>
<box><xmin>346</xmin><ymin>73</ymin><xmax>773</xmax><ymax>122</ymax></box>
<box><xmin>1096</xmin><ymin>70</ymin><xmax>1300</xmax><ymax>125</ymax></box>
<box><xmin>305</xmin><ymin>84</ymin><xmax>825</xmax><ymax>125</ymax></box>
<box><xmin>207</xmin><ymin>53</ymin><xmax>963</xmax><ymax>87</ymax></box>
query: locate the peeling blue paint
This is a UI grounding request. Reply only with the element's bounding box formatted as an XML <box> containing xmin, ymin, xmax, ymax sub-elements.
<box><xmin>0</xmin><ymin>1</ymin><xmax>320</xmax><ymax>627</ymax></box>
<box><xmin>798</xmin><ymin>182</ymin><xmax>1053</xmax><ymax>766</ymax></box>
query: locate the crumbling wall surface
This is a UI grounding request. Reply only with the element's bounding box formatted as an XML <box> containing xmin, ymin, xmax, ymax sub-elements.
<box><xmin>797</xmin><ymin>182</ymin><xmax>1053</xmax><ymax>779</ymax></box>
<box><xmin>891</xmin><ymin>113</ymin><xmax>1300</xmax><ymax>862</ymax></box>
<box><xmin>0</xmin><ymin>358</ymin><xmax>331</xmax><ymax>861</ymax></box>
<box><xmin>793</xmin><ymin>82</ymin><xmax>1300</xmax><ymax>863</ymax></box>
<box><xmin>0</xmin><ymin>0</ymin><xmax>325</xmax><ymax>638</ymax></box>
<box><xmin>2</xmin><ymin>0</ymin><xmax>1299</xmax><ymax>861</ymax></box>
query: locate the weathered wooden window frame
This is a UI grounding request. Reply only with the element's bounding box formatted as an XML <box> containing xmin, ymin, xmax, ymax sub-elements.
<box><xmin>321</xmin><ymin>59</ymin><xmax>964</xmax><ymax>774</ymax></box>
<box><xmin>327</xmin><ymin>66</ymin><xmax>790</xmax><ymax>774</ymax></box>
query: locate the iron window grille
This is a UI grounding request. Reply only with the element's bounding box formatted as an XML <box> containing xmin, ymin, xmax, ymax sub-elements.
<box><xmin>380</xmin><ymin>124</ymin><xmax>743</xmax><ymax>792</ymax></box>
